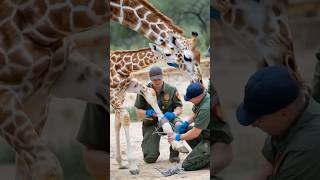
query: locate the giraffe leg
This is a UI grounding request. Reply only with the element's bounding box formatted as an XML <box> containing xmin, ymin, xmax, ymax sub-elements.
<box><xmin>126</xmin><ymin>79</ymin><xmax>189</xmax><ymax>153</ymax></box>
<box><xmin>15</xmin><ymin>92</ymin><xmax>52</xmax><ymax>180</ymax></box>
<box><xmin>0</xmin><ymin>89</ymin><xmax>63</xmax><ymax>180</ymax></box>
<box><xmin>114</xmin><ymin>111</ymin><xmax>127</xmax><ymax>169</ymax></box>
<box><xmin>52</xmin><ymin>50</ymin><xmax>108</xmax><ymax>110</ymax></box>
<box><xmin>120</xmin><ymin>110</ymin><xmax>139</xmax><ymax>175</ymax></box>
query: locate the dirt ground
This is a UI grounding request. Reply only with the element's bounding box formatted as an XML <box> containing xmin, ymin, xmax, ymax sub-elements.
<box><xmin>109</xmin><ymin>114</ymin><xmax>210</xmax><ymax>180</ymax></box>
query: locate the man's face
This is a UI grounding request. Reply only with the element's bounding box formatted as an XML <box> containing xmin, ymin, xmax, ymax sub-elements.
<box><xmin>252</xmin><ymin>111</ymin><xmax>287</xmax><ymax>136</ymax></box>
<box><xmin>151</xmin><ymin>79</ymin><xmax>163</xmax><ymax>89</ymax></box>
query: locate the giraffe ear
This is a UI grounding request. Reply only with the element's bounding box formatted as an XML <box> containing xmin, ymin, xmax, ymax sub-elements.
<box><xmin>192</xmin><ymin>32</ymin><xmax>198</xmax><ymax>37</ymax></box>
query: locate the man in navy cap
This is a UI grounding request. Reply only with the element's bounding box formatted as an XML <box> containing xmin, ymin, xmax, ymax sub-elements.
<box><xmin>237</xmin><ymin>66</ymin><xmax>320</xmax><ymax>180</ymax></box>
<box><xmin>168</xmin><ymin>82</ymin><xmax>210</xmax><ymax>171</ymax></box>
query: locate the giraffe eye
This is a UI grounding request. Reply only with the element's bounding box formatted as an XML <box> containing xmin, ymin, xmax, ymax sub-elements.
<box><xmin>165</xmin><ymin>53</ymin><xmax>171</xmax><ymax>57</ymax></box>
<box><xmin>184</xmin><ymin>55</ymin><xmax>192</xmax><ymax>62</ymax></box>
<box><xmin>171</xmin><ymin>47</ymin><xmax>174</xmax><ymax>50</ymax></box>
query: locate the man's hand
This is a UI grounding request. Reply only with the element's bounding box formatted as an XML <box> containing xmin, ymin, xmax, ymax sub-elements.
<box><xmin>145</xmin><ymin>109</ymin><xmax>157</xmax><ymax>118</ymax></box>
<box><xmin>163</xmin><ymin>112</ymin><xmax>176</xmax><ymax>121</ymax></box>
<box><xmin>175</xmin><ymin>121</ymin><xmax>189</xmax><ymax>134</ymax></box>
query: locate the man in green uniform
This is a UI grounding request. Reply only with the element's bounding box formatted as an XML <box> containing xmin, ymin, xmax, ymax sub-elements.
<box><xmin>77</xmin><ymin>103</ymin><xmax>108</xmax><ymax>180</ymax></box>
<box><xmin>209</xmin><ymin>79</ymin><xmax>233</xmax><ymax>176</ymax></box>
<box><xmin>134</xmin><ymin>66</ymin><xmax>183</xmax><ymax>163</ymax></box>
<box><xmin>168</xmin><ymin>82</ymin><xmax>210</xmax><ymax>171</ymax></box>
<box><xmin>237</xmin><ymin>66</ymin><xmax>320</xmax><ymax>180</ymax></box>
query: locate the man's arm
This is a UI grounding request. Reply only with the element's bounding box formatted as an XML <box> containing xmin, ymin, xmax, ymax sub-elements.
<box><xmin>251</xmin><ymin>157</ymin><xmax>273</xmax><ymax>180</ymax></box>
<box><xmin>180</xmin><ymin>127</ymin><xmax>202</xmax><ymax>141</ymax></box>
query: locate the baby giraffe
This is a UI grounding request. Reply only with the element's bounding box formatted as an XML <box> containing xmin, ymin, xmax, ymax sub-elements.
<box><xmin>110</xmin><ymin>42</ymin><xmax>192</xmax><ymax>174</ymax></box>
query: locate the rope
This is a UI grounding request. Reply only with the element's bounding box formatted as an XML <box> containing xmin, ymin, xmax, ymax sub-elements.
<box><xmin>154</xmin><ymin>165</ymin><xmax>185</xmax><ymax>177</ymax></box>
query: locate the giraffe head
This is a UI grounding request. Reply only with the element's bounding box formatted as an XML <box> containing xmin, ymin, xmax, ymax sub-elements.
<box><xmin>149</xmin><ymin>40</ymin><xmax>176</xmax><ymax>63</ymax></box>
<box><xmin>166</xmin><ymin>31</ymin><xmax>203</xmax><ymax>84</ymax></box>
<box><xmin>212</xmin><ymin>0</ymin><xmax>304</xmax><ymax>86</ymax></box>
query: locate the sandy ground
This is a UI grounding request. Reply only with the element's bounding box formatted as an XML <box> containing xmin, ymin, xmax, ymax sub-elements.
<box><xmin>109</xmin><ymin>114</ymin><xmax>210</xmax><ymax>180</ymax></box>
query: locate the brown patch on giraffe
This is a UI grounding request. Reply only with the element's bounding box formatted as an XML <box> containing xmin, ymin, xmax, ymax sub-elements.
<box><xmin>136</xmin><ymin>6</ymin><xmax>147</xmax><ymax>18</ymax></box>
<box><xmin>0</xmin><ymin>110</ymin><xmax>11</xmax><ymax>125</ymax></box>
<box><xmin>125</xmin><ymin>64</ymin><xmax>132</xmax><ymax>72</ymax></box>
<box><xmin>157</xmin><ymin>24</ymin><xmax>166</xmax><ymax>30</ymax></box>
<box><xmin>0</xmin><ymin>21</ymin><xmax>21</xmax><ymax>52</ymax></box>
<box><xmin>73</xmin><ymin>10</ymin><xmax>94</xmax><ymax>29</ymax></box>
<box><xmin>139</xmin><ymin>20</ymin><xmax>149</xmax><ymax>33</ymax></box>
<box><xmin>124</xmin><ymin>56</ymin><xmax>131</xmax><ymax>63</ymax></box>
<box><xmin>246</xmin><ymin>26</ymin><xmax>259</xmax><ymax>36</ymax></box>
<box><xmin>34</xmin><ymin>0</ymin><xmax>48</xmax><ymax>17</ymax></box>
<box><xmin>111</xmin><ymin>6</ymin><xmax>120</xmax><ymax>21</ymax></box>
<box><xmin>91</xmin><ymin>0</ymin><xmax>107</xmax><ymax>16</ymax></box>
<box><xmin>0</xmin><ymin>1</ymin><xmax>14</xmax><ymax>21</ymax></box>
<box><xmin>233</xmin><ymin>9</ymin><xmax>245</xmax><ymax>30</ymax></box>
<box><xmin>151</xmin><ymin>24</ymin><xmax>160</xmax><ymax>34</ymax></box>
<box><xmin>223</xmin><ymin>8</ymin><xmax>233</xmax><ymax>24</ymax></box>
<box><xmin>4</xmin><ymin>122</ymin><xmax>16</xmax><ymax>136</ymax></box>
<box><xmin>0</xmin><ymin>52</ymin><xmax>6</xmax><ymax>66</ymax></box>
<box><xmin>123</xmin><ymin>9</ymin><xmax>139</xmax><ymax>29</ymax></box>
<box><xmin>272</xmin><ymin>5</ymin><xmax>282</xmax><ymax>17</ymax></box>
<box><xmin>8</xmin><ymin>49</ymin><xmax>31</xmax><ymax>67</ymax></box>
<box><xmin>36</xmin><ymin>20</ymin><xmax>64</xmax><ymax>39</ymax></box>
<box><xmin>160</xmin><ymin>32</ymin><xmax>166</xmax><ymax>38</ymax></box>
<box><xmin>133</xmin><ymin>65</ymin><xmax>140</xmax><ymax>71</ymax></box>
<box><xmin>139</xmin><ymin>61</ymin><xmax>145</xmax><ymax>67</ymax></box>
<box><xmin>0</xmin><ymin>66</ymin><xmax>28</xmax><ymax>85</ymax></box>
<box><xmin>132</xmin><ymin>57</ymin><xmax>138</xmax><ymax>63</ymax></box>
<box><xmin>32</xmin><ymin>58</ymin><xmax>50</xmax><ymax>75</ymax></box>
<box><xmin>13</xmin><ymin>11</ymin><xmax>29</xmax><ymax>30</ymax></box>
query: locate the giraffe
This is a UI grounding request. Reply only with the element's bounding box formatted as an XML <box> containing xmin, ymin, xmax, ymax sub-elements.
<box><xmin>0</xmin><ymin>0</ymin><xmax>200</xmax><ymax>179</ymax></box>
<box><xmin>110</xmin><ymin>0</ymin><xmax>203</xmax><ymax>84</ymax></box>
<box><xmin>110</xmin><ymin>36</ymin><xmax>199</xmax><ymax>174</ymax></box>
<box><xmin>212</xmin><ymin>0</ymin><xmax>306</xmax><ymax>87</ymax></box>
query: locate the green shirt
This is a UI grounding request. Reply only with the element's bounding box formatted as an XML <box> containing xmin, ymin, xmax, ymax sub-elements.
<box><xmin>262</xmin><ymin>97</ymin><xmax>320</xmax><ymax>180</ymax></box>
<box><xmin>134</xmin><ymin>82</ymin><xmax>183</xmax><ymax>123</ymax></box>
<box><xmin>192</xmin><ymin>92</ymin><xmax>210</xmax><ymax>139</ymax></box>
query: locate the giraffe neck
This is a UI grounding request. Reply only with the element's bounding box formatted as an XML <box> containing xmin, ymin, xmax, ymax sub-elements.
<box><xmin>110</xmin><ymin>0</ymin><xmax>184</xmax><ymax>44</ymax></box>
<box><xmin>17</xmin><ymin>0</ymin><xmax>108</xmax><ymax>46</ymax></box>
<box><xmin>111</xmin><ymin>48</ymin><xmax>163</xmax><ymax>76</ymax></box>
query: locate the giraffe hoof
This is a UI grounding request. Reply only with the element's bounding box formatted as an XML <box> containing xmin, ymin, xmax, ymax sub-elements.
<box><xmin>119</xmin><ymin>165</ymin><xmax>128</xmax><ymax>169</ymax></box>
<box><xmin>130</xmin><ymin>169</ymin><xmax>139</xmax><ymax>175</ymax></box>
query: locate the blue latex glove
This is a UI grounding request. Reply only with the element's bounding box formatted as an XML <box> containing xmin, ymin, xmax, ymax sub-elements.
<box><xmin>145</xmin><ymin>109</ymin><xmax>156</xmax><ymax>118</ymax></box>
<box><xmin>176</xmin><ymin>121</ymin><xmax>189</xmax><ymax>134</ymax></box>
<box><xmin>163</xmin><ymin>112</ymin><xmax>176</xmax><ymax>121</ymax></box>
<box><xmin>175</xmin><ymin>134</ymin><xmax>181</xmax><ymax>141</ymax></box>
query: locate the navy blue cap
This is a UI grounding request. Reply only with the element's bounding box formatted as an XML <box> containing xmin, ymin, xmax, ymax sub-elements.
<box><xmin>184</xmin><ymin>83</ymin><xmax>204</xmax><ymax>101</ymax></box>
<box><xmin>236</xmin><ymin>66</ymin><xmax>300</xmax><ymax>126</ymax></box>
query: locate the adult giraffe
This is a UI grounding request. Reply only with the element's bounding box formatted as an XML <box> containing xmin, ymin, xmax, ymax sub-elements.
<box><xmin>212</xmin><ymin>0</ymin><xmax>305</xmax><ymax>87</ymax></box>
